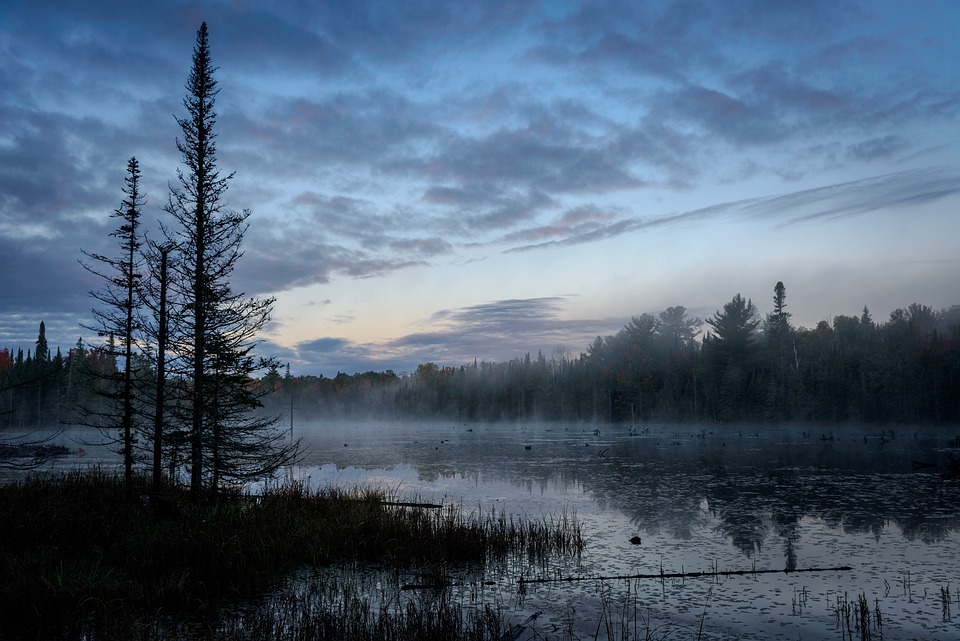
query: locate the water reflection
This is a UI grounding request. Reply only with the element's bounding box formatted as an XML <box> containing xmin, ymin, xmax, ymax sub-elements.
<box><xmin>296</xmin><ymin>422</ymin><xmax>960</xmax><ymax>564</ymax></box>
<box><xmin>17</xmin><ymin>423</ymin><xmax>960</xmax><ymax>568</ymax></box>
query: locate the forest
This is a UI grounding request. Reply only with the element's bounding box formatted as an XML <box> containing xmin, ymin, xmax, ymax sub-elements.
<box><xmin>263</xmin><ymin>290</ymin><xmax>960</xmax><ymax>425</ymax></box>
<box><xmin>7</xmin><ymin>287</ymin><xmax>958</xmax><ymax>429</ymax></box>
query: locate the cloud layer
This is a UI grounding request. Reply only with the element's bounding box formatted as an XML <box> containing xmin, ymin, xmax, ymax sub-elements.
<box><xmin>1</xmin><ymin>1</ymin><xmax>958</xmax><ymax>373</ymax></box>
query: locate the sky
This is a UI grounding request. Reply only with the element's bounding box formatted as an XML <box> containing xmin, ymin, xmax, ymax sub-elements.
<box><xmin>1</xmin><ymin>0</ymin><xmax>959</xmax><ymax>377</ymax></box>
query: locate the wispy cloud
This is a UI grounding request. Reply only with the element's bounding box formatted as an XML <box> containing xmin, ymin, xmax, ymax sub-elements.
<box><xmin>505</xmin><ymin>167</ymin><xmax>960</xmax><ymax>252</ymax></box>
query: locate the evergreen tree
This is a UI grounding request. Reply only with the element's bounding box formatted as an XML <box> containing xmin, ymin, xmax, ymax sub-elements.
<box><xmin>703</xmin><ymin>294</ymin><xmax>761</xmax><ymax>421</ymax></box>
<box><xmin>163</xmin><ymin>23</ymin><xmax>297</xmax><ymax>494</ymax></box>
<box><xmin>705</xmin><ymin>294</ymin><xmax>760</xmax><ymax>367</ymax></box>
<box><xmin>35</xmin><ymin>322</ymin><xmax>49</xmax><ymax>364</ymax></box>
<box><xmin>656</xmin><ymin>306</ymin><xmax>701</xmax><ymax>349</ymax></box>
<box><xmin>765</xmin><ymin>282</ymin><xmax>793</xmax><ymax>420</ymax></box>
<box><xmin>655</xmin><ymin>306</ymin><xmax>701</xmax><ymax>419</ymax></box>
<box><xmin>33</xmin><ymin>322</ymin><xmax>49</xmax><ymax>425</ymax></box>
<box><xmin>80</xmin><ymin>157</ymin><xmax>145</xmax><ymax>490</ymax></box>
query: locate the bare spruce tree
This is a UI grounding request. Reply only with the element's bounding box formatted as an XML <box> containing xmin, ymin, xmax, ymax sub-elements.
<box><xmin>163</xmin><ymin>22</ymin><xmax>297</xmax><ymax>495</ymax></box>
<box><xmin>81</xmin><ymin>157</ymin><xmax>145</xmax><ymax>490</ymax></box>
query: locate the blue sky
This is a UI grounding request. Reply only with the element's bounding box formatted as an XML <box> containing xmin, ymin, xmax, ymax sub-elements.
<box><xmin>1</xmin><ymin>0</ymin><xmax>959</xmax><ymax>376</ymax></box>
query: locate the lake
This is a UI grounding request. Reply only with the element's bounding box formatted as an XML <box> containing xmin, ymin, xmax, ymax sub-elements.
<box><xmin>284</xmin><ymin>421</ymin><xmax>960</xmax><ymax>640</ymax></box>
<box><xmin>10</xmin><ymin>421</ymin><xmax>960</xmax><ymax>639</ymax></box>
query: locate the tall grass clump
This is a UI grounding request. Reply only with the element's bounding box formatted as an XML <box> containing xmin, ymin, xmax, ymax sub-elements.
<box><xmin>834</xmin><ymin>591</ymin><xmax>883</xmax><ymax>641</ymax></box>
<box><xmin>215</xmin><ymin>576</ymin><xmax>507</xmax><ymax>641</ymax></box>
<box><xmin>0</xmin><ymin>471</ymin><xmax>582</xmax><ymax>640</ymax></box>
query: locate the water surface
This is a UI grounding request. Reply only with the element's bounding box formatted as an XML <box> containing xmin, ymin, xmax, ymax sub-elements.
<box><xmin>287</xmin><ymin>421</ymin><xmax>960</xmax><ymax>640</ymax></box>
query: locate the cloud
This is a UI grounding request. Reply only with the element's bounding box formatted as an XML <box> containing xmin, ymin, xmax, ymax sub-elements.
<box><xmin>282</xmin><ymin>297</ymin><xmax>630</xmax><ymax>375</ymax></box>
<box><xmin>2</xmin><ymin>0</ymin><xmax>958</xmax><ymax>370</ymax></box>
<box><xmin>766</xmin><ymin>168</ymin><xmax>960</xmax><ymax>226</ymax></box>
<box><xmin>232</xmin><ymin>189</ymin><xmax>446</xmax><ymax>294</ymax></box>
<box><xmin>421</xmin><ymin>184</ymin><xmax>556</xmax><ymax>235</ymax></box>
<box><xmin>413</xmin><ymin>127</ymin><xmax>647</xmax><ymax>194</ymax></box>
<box><xmin>846</xmin><ymin>136</ymin><xmax>908</xmax><ymax>161</ymax></box>
<box><xmin>505</xmin><ymin>167</ymin><xmax>960</xmax><ymax>252</ymax></box>
<box><xmin>388</xmin><ymin>297</ymin><xmax>624</xmax><ymax>364</ymax></box>
<box><xmin>235</xmin><ymin>234</ymin><xmax>428</xmax><ymax>295</ymax></box>
<box><xmin>222</xmin><ymin>90</ymin><xmax>443</xmax><ymax>180</ymax></box>
<box><xmin>499</xmin><ymin>204</ymin><xmax>622</xmax><ymax>244</ymax></box>
<box><xmin>297</xmin><ymin>337</ymin><xmax>355</xmax><ymax>356</ymax></box>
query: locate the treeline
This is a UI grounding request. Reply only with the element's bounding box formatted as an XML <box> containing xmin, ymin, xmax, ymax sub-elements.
<box><xmin>5</xmin><ymin>289</ymin><xmax>960</xmax><ymax>428</ymax></box>
<box><xmin>258</xmin><ymin>286</ymin><xmax>960</xmax><ymax>425</ymax></box>
<box><xmin>0</xmin><ymin>324</ymin><xmax>116</xmax><ymax>429</ymax></box>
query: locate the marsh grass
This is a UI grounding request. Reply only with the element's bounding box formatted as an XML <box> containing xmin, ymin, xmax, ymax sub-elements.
<box><xmin>589</xmin><ymin>580</ymin><xmax>689</xmax><ymax>641</ymax></box>
<box><xmin>0</xmin><ymin>470</ymin><xmax>582</xmax><ymax>640</ymax></box>
<box><xmin>216</xmin><ymin>572</ymin><xmax>689</xmax><ymax>641</ymax></box>
<box><xmin>834</xmin><ymin>591</ymin><xmax>883</xmax><ymax>641</ymax></box>
<box><xmin>940</xmin><ymin>583</ymin><xmax>952</xmax><ymax>621</ymax></box>
<box><xmin>215</xmin><ymin>574</ymin><xmax>507</xmax><ymax>641</ymax></box>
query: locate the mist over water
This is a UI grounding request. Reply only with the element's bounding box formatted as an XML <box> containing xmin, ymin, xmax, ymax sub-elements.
<box><xmin>281</xmin><ymin>420</ymin><xmax>960</xmax><ymax>639</ymax></box>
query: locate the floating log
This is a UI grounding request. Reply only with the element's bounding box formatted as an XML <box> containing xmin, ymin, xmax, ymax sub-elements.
<box><xmin>380</xmin><ymin>500</ymin><xmax>444</xmax><ymax>509</ymax></box>
<box><xmin>518</xmin><ymin>565</ymin><xmax>852</xmax><ymax>586</ymax></box>
<box><xmin>244</xmin><ymin>496</ymin><xmax>443</xmax><ymax>509</ymax></box>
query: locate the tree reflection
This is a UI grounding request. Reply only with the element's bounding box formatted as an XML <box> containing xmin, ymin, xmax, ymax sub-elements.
<box><xmin>294</xmin><ymin>422</ymin><xmax>960</xmax><ymax>559</ymax></box>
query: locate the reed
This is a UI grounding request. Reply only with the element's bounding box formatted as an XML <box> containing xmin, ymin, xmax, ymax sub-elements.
<box><xmin>218</xmin><ymin>572</ymin><xmax>686</xmax><ymax>641</ymax></box>
<box><xmin>941</xmin><ymin>583</ymin><xmax>951</xmax><ymax>621</ymax></box>
<box><xmin>594</xmin><ymin>579</ymin><xmax>695</xmax><ymax>641</ymax></box>
<box><xmin>215</xmin><ymin>575</ymin><xmax>506</xmax><ymax>641</ymax></box>
<box><xmin>833</xmin><ymin>591</ymin><xmax>882</xmax><ymax>641</ymax></box>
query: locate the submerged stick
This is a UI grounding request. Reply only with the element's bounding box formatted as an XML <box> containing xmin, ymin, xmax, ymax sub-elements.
<box><xmin>519</xmin><ymin>565</ymin><xmax>852</xmax><ymax>586</ymax></box>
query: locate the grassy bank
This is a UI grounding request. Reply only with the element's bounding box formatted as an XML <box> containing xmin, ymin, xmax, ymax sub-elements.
<box><xmin>0</xmin><ymin>470</ymin><xmax>583</xmax><ymax>640</ymax></box>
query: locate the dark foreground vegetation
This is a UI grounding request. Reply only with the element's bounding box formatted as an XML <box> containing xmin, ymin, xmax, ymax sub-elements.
<box><xmin>0</xmin><ymin>471</ymin><xmax>583</xmax><ymax>641</ymax></box>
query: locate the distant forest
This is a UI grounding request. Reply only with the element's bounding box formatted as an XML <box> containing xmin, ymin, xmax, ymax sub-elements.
<box><xmin>4</xmin><ymin>287</ymin><xmax>960</xmax><ymax>427</ymax></box>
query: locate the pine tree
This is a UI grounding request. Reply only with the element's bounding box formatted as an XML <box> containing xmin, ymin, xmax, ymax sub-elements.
<box><xmin>705</xmin><ymin>294</ymin><xmax>760</xmax><ymax>366</ymax></box>
<box><xmin>81</xmin><ymin>157</ymin><xmax>145</xmax><ymax>489</ymax></box>
<box><xmin>765</xmin><ymin>281</ymin><xmax>793</xmax><ymax>420</ymax></box>
<box><xmin>703</xmin><ymin>294</ymin><xmax>761</xmax><ymax>421</ymax></box>
<box><xmin>35</xmin><ymin>321</ymin><xmax>49</xmax><ymax>364</ymax></box>
<box><xmin>163</xmin><ymin>23</ymin><xmax>297</xmax><ymax>494</ymax></box>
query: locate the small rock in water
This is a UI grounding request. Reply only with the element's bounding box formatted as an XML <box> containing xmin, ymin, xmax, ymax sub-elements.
<box><xmin>630</xmin><ymin>536</ymin><xmax>642</xmax><ymax>545</ymax></box>
<box><xmin>524</xmin><ymin>445</ymin><xmax>532</xmax><ymax>450</ymax></box>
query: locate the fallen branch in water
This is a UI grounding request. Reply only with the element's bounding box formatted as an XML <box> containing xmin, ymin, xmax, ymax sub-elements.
<box><xmin>246</xmin><ymin>496</ymin><xmax>444</xmax><ymax>509</ymax></box>
<box><xmin>381</xmin><ymin>500</ymin><xmax>444</xmax><ymax>508</ymax></box>
<box><xmin>519</xmin><ymin>565</ymin><xmax>852</xmax><ymax>586</ymax></box>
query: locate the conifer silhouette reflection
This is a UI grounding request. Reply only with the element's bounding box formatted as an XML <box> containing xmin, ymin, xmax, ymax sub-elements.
<box><xmin>294</xmin><ymin>423</ymin><xmax>960</xmax><ymax>556</ymax></box>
